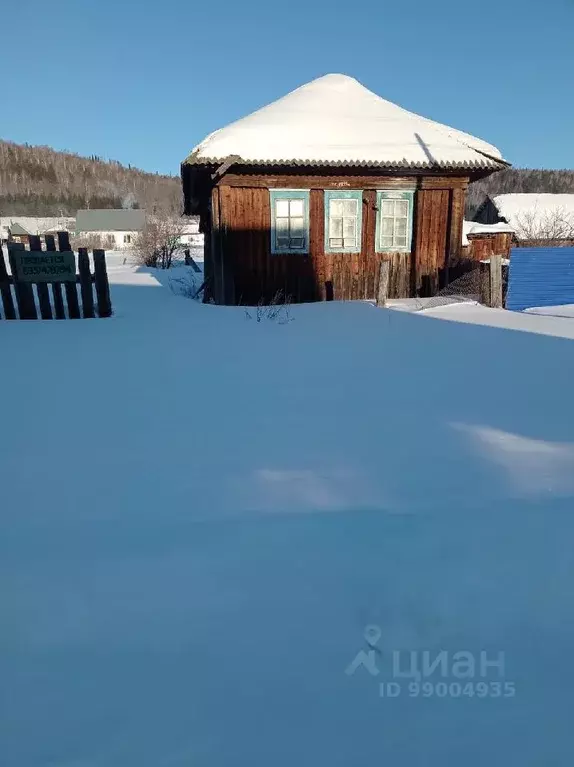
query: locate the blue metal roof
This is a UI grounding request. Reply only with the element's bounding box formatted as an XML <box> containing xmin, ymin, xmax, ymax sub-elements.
<box><xmin>506</xmin><ymin>247</ymin><xmax>574</xmax><ymax>311</ymax></box>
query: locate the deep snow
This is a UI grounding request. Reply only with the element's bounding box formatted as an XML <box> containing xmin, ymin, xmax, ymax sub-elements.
<box><xmin>1</xmin><ymin>263</ymin><xmax>574</xmax><ymax>766</ymax></box>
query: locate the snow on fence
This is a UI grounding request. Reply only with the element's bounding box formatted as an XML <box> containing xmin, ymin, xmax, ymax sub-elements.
<box><xmin>0</xmin><ymin>232</ymin><xmax>111</xmax><ymax>320</ymax></box>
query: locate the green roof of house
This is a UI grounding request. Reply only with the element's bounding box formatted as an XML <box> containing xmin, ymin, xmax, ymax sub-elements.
<box><xmin>76</xmin><ymin>209</ymin><xmax>146</xmax><ymax>233</ymax></box>
<box><xmin>10</xmin><ymin>222</ymin><xmax>31</xmax><ymax>236</ymax></box>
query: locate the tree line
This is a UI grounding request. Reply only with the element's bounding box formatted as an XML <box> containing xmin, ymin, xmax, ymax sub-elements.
<box><xmin>1</xmin><ymin>139</ymin><xmax>572</xmax><ymax>221</ymax></box>
<box><xmin>0</xmin><ymin>139</ymin><xmax>182</xmax><ymax>216</ymax></box>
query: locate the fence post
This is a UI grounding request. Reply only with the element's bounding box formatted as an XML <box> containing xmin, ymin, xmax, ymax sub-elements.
<box><xmin>376</xmin><ymin>259</ymin><xmax>390</xmax><ymax>307</ymax></box>
<box><xmin>489</xmin><ymin>255</ymin><xmax>503</xmax><ymax>308</ymax></box>
<box><xmin>57</xmin><ymin>231</ymin><xmax>80</xmax><ymax>319</ymax></box>
<box><xmin>78</xmin><ymin>248</ymin><xmax>94</xmax><ymax>319</ymax></box>
<box><xmin>28</xmin><ymin>235</ymin><xmax>53</xmax><ymax>320</ymax></box>
<box><xmin>93</xmin><ymin>250</ymin><xmax>112</xmax><ymax>317</ymax></box>
<box><xmin>8</xmin><ymin>243</ymin><xmax>37</xmax><ymax>319</ymax></box>
<box><xmin>45</xmin><ymin>235</ymin><xmax>66</xmax><ymax>319</ymax></box>
<box><xmin>0</xmin><ymin>245</ymin><xmax>16</xmax><ymax>320</ymax></box>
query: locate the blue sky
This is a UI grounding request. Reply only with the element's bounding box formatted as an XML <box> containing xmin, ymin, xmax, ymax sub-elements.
<box><xmin>4</xmin><ymin>0</ymin><xmax>573</xmax><ymax>176</ymax></box>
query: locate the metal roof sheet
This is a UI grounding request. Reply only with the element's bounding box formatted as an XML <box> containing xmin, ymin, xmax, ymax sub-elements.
<box><xmin>506</xmin><ymin>247</ymin><xmax>574</xmax><ymax>311</ymax></box>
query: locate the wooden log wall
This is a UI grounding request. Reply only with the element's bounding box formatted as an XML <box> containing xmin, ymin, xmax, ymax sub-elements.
<box><xmin>210</xmin><ymin>173</ymin><xmax>469</xmax><ymax>305</ymax></box>
<box><xmin>465</xmin><ymin>232</ymin><xmax>513</xmax><ymax>262</ymax></box>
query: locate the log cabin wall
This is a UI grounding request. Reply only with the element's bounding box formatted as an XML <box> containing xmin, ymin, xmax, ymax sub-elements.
<box><xmin>207</xmin><ymin>171</ymin><xmax>469</xmax><ymax>305</ymax></box>
<box><xmin>464</xmin><ymin>232</ymin><xmax>514</xmax><ymax>262</ymax></box>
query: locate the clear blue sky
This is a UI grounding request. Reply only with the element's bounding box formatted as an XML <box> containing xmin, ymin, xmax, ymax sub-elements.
<box><xmin>4</xmin><ymin>0</ymin><xmax>573</xmax><ymax>176</ymax></box>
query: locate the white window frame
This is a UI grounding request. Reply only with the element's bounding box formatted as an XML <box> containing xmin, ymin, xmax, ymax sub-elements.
<box><xmin>376</xmin><ymin>190</ymin><xmax>415</xmax><ymax>253</ymax></box>
<box><xmin>324</xmin><ymin>190</ymin><xmax>363</xmax><ymax>253</ymax></box>
<box><xmin>270</xmin><ymin>190</ymin><xmax>310</xmax><ymax>255</ymax></box>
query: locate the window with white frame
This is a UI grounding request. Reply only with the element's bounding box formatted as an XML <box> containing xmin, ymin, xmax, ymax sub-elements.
<box><xmin>324</xmin><ymin>190</ymin><xmax>362</xmax><ymax>252</ymax></box>
<box><xmin>124</xmin><ymin>234</ymin><xmax>131</xmax><ymax>244</ymax></box>
<box><xmin>329</xmin><ymin>199</ymin><xmax>357</xmax><ymax>249</ymax></box>
<box><xmin>377</xmin><ymin>190</ymin><xmax>414</xmax><ymax>252</ymax></box>
<box><xmin>270</xmin><ymin>190</ymin><xmax>309</xmax><ymax>254</ymax></box>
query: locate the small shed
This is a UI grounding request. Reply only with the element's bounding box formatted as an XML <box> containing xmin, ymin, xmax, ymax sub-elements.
<box><xmin>182</xmin><ymin>74</ymin><xmax>508</xmax><ymax>304</ymax></box>
<box><xmin>474</xmin><ymin>194</ymin><xmax>574</xmax><ymax>245</ymax></box>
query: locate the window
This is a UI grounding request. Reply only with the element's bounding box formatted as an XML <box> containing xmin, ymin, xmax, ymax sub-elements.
<box><xmin>376</xmin><ymin>190</ymin><xmax>415</xmax><ymax>252</ymax></box>
<box><xmin>270</xmin><ymin>190</ymin><xmax>309</xmax><ymax>254</ymax></box>
<box><xmin>124</xmin><ymin>234</ymin><xmax>131</xmax><ymax>244</ymax></box>
<box><xmin>324</xmin><ymin>190</ymin><xmax>362</xmax><ymax>252</ymax></box>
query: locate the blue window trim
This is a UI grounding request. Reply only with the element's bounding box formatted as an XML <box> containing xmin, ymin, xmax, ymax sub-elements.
<box><xmin>324</xmin><ymin>190</ymin><xmax>363</xmax><ymax>253</ymax></box>
<box><xmin>375</xmin><ymin>190</ymin><xmax>415</xmax><ymax>253</ymax></box>
<box><xmin>270</xmin><ymin>189</ymin><xmax>310</xmax><ymax>255</ymax></box>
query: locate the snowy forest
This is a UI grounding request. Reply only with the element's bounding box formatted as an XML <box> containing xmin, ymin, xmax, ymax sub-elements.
<box><xmin>0</xmin><ymin>138</ymin><xmax>572</xmax><ymax>219</ymax></box>
<box><xmin>0</xmin><ymin>139</ymin><xmax>181</xmax><ymax>216</ymax></box>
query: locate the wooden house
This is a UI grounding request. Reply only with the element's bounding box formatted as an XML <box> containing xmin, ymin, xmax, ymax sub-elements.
<box><xmin>182</xmin><ymin>74</ymin><xmax>509</xmax><ymax>304</ymax></box>
<box><xmin>75</xmin><ymin>209</ymin><xmax>146</xmax><ymax>249</ymax></box>
<box><xmin>6</xmin><ymin>222</ymin><xmax>31</xmax><ymax>244</ymax></box>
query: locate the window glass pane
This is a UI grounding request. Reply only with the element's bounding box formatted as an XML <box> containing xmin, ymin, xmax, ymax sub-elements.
<box><xmin>343</xmin><ymin>199</ymin><xmax>358</xmax><ymax>216</ymax></box>
<box><xmin>289</xmin><ymin>199</ymin><xmax>304</xmax><ymax>217</ymax></box>
<box><xmin>395</xmin><ymin>218</ymin><xmax>407</xmax><ymax>237</ymax></box>
<box><xmin>381</xmin><ymin>235</ymin><xmax>393</xmax><ymax>249</ymax></box>
<box><xmin>395</xmin><ymin>235</ymin><xmax>407</xmax><ymax>248</ymax></box>
<box><xmin>382</xmin><ymin>199</ymin><xmax>394</xmax><ymax>216</ymax></box>
<box><xmin>343</xmin><ymin>218</ymin><xmax>356</xmax><ymax>240</ymax></box>
<box><xmin>382</xmin><ymin>217</ymin><xmax>394</xmax><ymax>236</ymax></box>
<box><xmin>276</xmin><ymin>200</ymin><xmax>289</xmax><ymax>217</ymax></box>
<box><xmin>329</xmin><ymin>217</ymin><xmax>343</xmax><ymax>238</ymax></box>
<box><xmin>395</xmin><ymin>199</ymin><xmax>409</xmax><ymax>217</ymax></box>
<box><xmin>330</xmin><ymin>200</ymin><xmax>344</xmax><ymax>217</ymax></box>
<box><xmin>290</xmin><ymin>217</ymin><xmax>305</xmax><ymax>237</ymax></box>
<box><xmin>290</xmin><ymin>237</ymin><xmax>305</xmax><ymax>248</ymax></box>
<box><xmin>277</xmin><ymin>236</ymin><xmax>290</xmax><ymax>247</ymax></box>
<box><xmin>276</xmin><ymin>217</ymin><xmax>289</xmax><ymax>234</ymax></box>
<box><xmin>343</xmin><ymin>237</ymin><xmax>357</xmax><ymax>248</ymax></box>
<box><xmin>329</xmin><ymin>237</ymin><xmax>343</xmax><ymax>248</ymax></box>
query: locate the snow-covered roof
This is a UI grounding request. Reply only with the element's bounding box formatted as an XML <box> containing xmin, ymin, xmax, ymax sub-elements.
<box><xmin>184</xmin><ymin>74</ymin><xmax>508</xmax><ymax>171</ymax></box>
<box><xmin>462</xmin><ymin>220</ymin><xmax>515</xmax><ymax>246</ymax></box>
<box><xmin>492</xmin><ymin>194</ymin><xmax>574</xmax><ymax>239</ymax></box>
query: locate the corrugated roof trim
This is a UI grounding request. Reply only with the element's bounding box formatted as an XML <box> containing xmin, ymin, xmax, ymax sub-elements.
<box><xmin>184</xmin><ymin>154</ymin><xmax>505</xmax><ymax>170</ymax></box>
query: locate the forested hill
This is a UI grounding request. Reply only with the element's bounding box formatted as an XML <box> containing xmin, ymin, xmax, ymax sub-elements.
<box><xmin>467</xmin><ymin>168</ymin><xmax>574</xmax><ymax>217</ymax></box>
<box><xmin>1</xmin><ymin>138</ymin><xmax>572</xmax><ymax>219</ymax></box>
<box><xmin>0</xmin><ymin>140</ymin><xmax>181</xmax><ymax>216</ymax></box>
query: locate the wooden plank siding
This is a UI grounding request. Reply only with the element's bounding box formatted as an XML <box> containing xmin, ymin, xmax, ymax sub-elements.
<box><xmin>218</xmin><ymin>172</ymin><xmax>469</xmax><ymax>191</ymax></box>
<box><xmin>414</xmin><ymin>188</ymin><xmax>450</xmax><ymax>296</ymax></box>
<box><xmin>209</xmin><ymin>173</ymin><xmax>469</xmax><ymax>304</ymax></box>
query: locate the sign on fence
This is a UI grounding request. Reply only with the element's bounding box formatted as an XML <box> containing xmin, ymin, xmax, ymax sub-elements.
<box><xmin>0</xmin><ymin>232</ymin><xmax>112</xmax><ymax>320</ymax></box>
<box><xmin>12</xmin><ymin>250</ymin><xmax>76</xmax><ymax>283</ymax></box>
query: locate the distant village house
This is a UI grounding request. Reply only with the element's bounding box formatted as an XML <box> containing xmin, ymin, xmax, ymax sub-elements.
<box><xmin>0</xmin><ymin>216</ymin><xmax>75</xmax><ymax>245</ymax></box>
<box><xmin>75</xmin><ymin>209</ymin><xmax>146</xmax><ymax>249</ymax></box>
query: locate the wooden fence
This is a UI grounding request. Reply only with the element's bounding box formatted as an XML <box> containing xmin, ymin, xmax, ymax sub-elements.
<box><xmin>0</xmin><ymin>232</ymin><xmax>111</xmax><ymax>320</ymax></box>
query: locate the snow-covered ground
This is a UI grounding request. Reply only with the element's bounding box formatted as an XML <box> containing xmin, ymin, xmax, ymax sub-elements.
<box><xmin>2</xmin><ymin>263</ymin><xmax>574</xmax><ymax>766</ymax></box>
<box><xmin>525</xmin><ymin>303</ymin><xmax>574</xmax><ymax>319</ymax></box>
